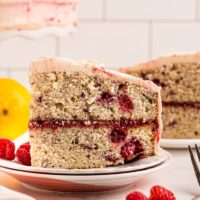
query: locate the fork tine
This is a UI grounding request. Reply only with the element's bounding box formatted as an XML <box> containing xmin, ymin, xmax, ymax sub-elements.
<box><xmin>195</xmin><ymin>144</ymin><xmax>200</xmax><ymax>162</ymax></box>
<box><xmin>188</xmin><ymin>145</ymin><xmax>200</xmax><ymax>186</ymax></box>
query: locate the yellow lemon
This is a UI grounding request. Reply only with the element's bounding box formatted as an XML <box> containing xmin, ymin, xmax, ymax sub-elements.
<box><xmin>0</xmin><ymin>78</ymin><xmax>31</xmax><ymax>140</ymax></box>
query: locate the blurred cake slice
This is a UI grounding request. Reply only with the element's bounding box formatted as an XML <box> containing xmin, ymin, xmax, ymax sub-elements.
<box><xmin>29</xmin><ymin>57</ymin><xmax>162</xmax><ymax>169</ymax></box>
<box><xmin>0</xmin><ymin>0</ymin><xmax>77</xmax><ymax>30</ymax></box>
<box><xmin>119</xmin><ymin>53</ymin><xmax>200</xmax><ymax>139</ymax></box>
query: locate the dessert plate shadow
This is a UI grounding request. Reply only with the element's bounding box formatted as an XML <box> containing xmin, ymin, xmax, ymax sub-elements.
<box><xmin>0</xmin><ymin>148</ymin><xmax>168</xmax><ymax>175</ymax></box>
<box><xmin>161</xmin><ymin>138</ymin><xmax>200</xmax><ymax>149</ymax></box>
<box><xmin>0</xmin><ymin>152</ymin><xmax>171</xmax><ymax>192</ymax></box>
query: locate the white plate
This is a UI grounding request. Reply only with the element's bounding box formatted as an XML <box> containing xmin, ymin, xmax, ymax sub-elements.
<box><xmin>0</xmin><ymin>148</ymin><xmax>168</xmax><ymax>175</ymax></box>
<box><xmin>0</xmin><ymin>152</ymin><xmax>172</xmax><ymax>192</ymax></box>
<box><xmin>161</xmin><ymin>138</ymin><xmax>200</xmax><ymax>149</ymax></box>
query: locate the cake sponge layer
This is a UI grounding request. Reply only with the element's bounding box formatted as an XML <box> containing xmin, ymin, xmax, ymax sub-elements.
<box><xmin>162</xmin><ymin>105</ymin><xmax>200</xmax><ymax>139</ymax></box>
<box><xmin>30</xmin><ymin>124</ymin><xmax>156</xmax><ymax>169</ymax></box>
<box><xmin>120</xmin><ymin>54</ymin><xmax>200</xmax><ymax>102</ymax></box>
<box><xmin>30</xmin><ymin>72</ymin><xmax>159</xmax><ymax>122</ymax></box>
<box><xmin>124</xmin><ymin>62</ymin><xmax>200</xmax><ymax>103</ymax></box>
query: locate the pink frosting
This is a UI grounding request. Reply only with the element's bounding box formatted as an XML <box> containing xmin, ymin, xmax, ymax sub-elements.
<box><xmin>30</xmin><ymin>57</ymin><xmax>161</xmax><ymax>93</ymax></box>
<box><xmin>119</xmin><ymin>52</ymin><xmax>200</xmax><ymax>73</ymax></box>
<box><xmin>0</xmin><ymin>0</ymin><xmax>77</xmax><ymax>30</ymax></box>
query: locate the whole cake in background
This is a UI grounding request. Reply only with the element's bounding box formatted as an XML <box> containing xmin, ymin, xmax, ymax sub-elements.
<box><xmin>29</xmin><ymin>57</ymin><xmax>162</xmax><ymax>169</ymax></box>
<box><xmin>119</xmin><ymin>53</ymin><xmax>200</xmax><ymax>139</ymax></box>
<box><xmin>0</xmin><ymin>0</ymin><xmax>77</xmax><ymax>30</ymax></box>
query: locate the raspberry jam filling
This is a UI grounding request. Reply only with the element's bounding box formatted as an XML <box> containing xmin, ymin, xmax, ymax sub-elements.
<box><xmin>29</xmin><ymin>119</ymin><xmax>157</xmax><ymax>129</ymax></box>
<box><xmin>163</xmin><ymin>102</ymin><xmax>200</xmax><ymax>109</ymax></box>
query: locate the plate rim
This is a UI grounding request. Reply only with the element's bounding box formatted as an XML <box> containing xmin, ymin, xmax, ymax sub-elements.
<box><xmin>0</xmin><ymin>151</ymin><xmax>172</xmax><ymax>177</ymax></box>
<box><xmin>0</xmin><ymin>149</ymin><xmax>170</xmax><ymax>175</ymax></box>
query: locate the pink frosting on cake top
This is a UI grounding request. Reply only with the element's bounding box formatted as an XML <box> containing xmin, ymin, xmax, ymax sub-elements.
<box><xmin>119</xmin><ymin>52</ymin><xmax>200</xmax><ymax>73</ymax></box>
<box><xmin>30</xmin><ymin>57</ymin><xmax>161</xmax><ymax>94</ymax></box>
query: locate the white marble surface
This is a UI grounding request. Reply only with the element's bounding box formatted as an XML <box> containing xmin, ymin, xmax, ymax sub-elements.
<box><xmin>0</xmin><ymin>149</ymin><xmax>199</xmax><ymax>200</ymax></box>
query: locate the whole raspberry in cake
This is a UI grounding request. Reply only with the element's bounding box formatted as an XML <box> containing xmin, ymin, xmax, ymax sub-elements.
<box><xmin>117</xmin><ymin>94</ymin><xmax>134</xmax><ymax>113</ymax></box>
<box><xmin>109</xmin><ymin>128</ymin><xmax>127</xmax><ymax>143</ymax></box>
<box><xmin>121</xmin><ymin>138</ymin><xmax>144</xmax><ymax>161</ymax></box>
<box><xmin>0</xmin><ymin>138</ymin><xmax>15</xmax><ymax>160</ymax></box>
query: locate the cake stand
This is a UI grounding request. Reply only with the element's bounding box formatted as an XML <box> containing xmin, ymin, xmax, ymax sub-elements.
<box><xmin>0</xmin><ymin>25</ymin><xmax>77</xmax><ymax>41</ymax></box>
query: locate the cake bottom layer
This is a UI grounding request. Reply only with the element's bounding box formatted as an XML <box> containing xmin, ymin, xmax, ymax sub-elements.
<box><xmin>30</xmin><ymin>124</ymin><xmax>156</xmax><ymax>169</ymax></box>
<box><xmin>162</xmin><ymin>105</ymin><xmax>200</xmax><ymax>139</ymax></box>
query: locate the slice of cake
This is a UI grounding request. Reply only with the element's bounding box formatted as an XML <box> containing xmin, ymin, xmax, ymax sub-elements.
<box><xmin>0</xmin><ymin>0</ymin><xmax>77</xmax><ymax>30</ymax></box>
<box><xmin>119</xmin><ymin>53</ymin><xmax>200</xmax><ymax>139</ymax></box>
<box><xmin>29</xmin><ymin>57</ymin><xmax>162</xmax><ymax>169</ymax></box>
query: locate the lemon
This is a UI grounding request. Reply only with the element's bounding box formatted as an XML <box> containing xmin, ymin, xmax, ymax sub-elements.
<box><xmin>0</xmin><ymin>78</ymin><xmax>31</xmax><ymax>140</ymax></box>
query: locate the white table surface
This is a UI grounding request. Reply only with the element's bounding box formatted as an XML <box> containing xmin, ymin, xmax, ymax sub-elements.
<box><xmin>0</xmin><ymin>149</ymin><xmax>199</xmax><ymax>200</ymax></box>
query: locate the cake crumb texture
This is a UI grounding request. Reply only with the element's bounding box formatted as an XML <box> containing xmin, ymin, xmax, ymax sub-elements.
<box><xmin>29</xmin><ymin>57</ymin><xmax>161</xmax><ymax>169</ymax></box>
<box><xmin>30</xmin><ymin>72</ymin><xmax>159</xmax><ymax>122</ymax></box>
<box><xmin>30</xmin><ymin>125</ymin><xmax>156</xmax><ymax>169</ymax></box>
<box><xmin>121</xmin><ymin>54</ymin><xmax>200</xmax><ymax>139</ymax></box>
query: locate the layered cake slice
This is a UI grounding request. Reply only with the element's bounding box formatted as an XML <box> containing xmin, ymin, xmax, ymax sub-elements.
<box><xmin>0</xmin><ymin>0</ymin><xmax>77</xmax><ymax>30</ymax></box>
<box><xmin>29</xmin><ymin>57</ymin><xmax>162</xmax><ymax>169</ymax></box>
<box><xmin>119</xmin><ymin>53</ymin><xmax>200</xmax><ymax>139</ymax></box>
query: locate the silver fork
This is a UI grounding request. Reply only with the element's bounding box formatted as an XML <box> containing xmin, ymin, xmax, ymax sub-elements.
<box><xmin>188</xmin><ymin>144</ymin><xmax>200</xmax><ymax>200</ymax></box>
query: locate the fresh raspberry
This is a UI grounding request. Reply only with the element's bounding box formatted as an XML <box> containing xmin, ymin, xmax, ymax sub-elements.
<box><xmin>126</xmin><ymin>191</ymin><xmax>148</xmax><ymax>200</ymax></box>
<box><xmin>16</xmin><ymin>142</ymin><xmax>31</xmax><ymax>166</ymax></box>
<box><xmin>0</xmin><ymin>138</ymin><xmax>15</xmax><ymax>160</ymax></box>
<box><xmin>149</xmin><ymin>185</ymin><xmax>176</xmax><ymax>200</ymax></box>
<box><xmin>117</xmin><ymin>94</ymin><xmax>134</xmax><ymax>113</ymax></box>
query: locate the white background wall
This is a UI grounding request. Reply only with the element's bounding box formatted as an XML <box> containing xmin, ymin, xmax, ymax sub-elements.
<box><xmin>0</xmin><ymin>0</ymin><xmax>199</xmax><ymax>89</ymax></box>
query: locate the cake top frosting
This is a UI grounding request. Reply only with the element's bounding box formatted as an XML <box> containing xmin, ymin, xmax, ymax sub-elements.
<box><xmin>30</xmin><ymin>57</ymin><xmax>161</xmax><ymax>93</ymax></box>
<box><xmin>119</xmin><ymin>52</ymin><xmax>200</xmax><ymax>73</ymax></box>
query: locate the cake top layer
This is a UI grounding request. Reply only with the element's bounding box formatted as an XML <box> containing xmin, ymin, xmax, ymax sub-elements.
<box><xmin>119</xmin><ymin>53</ymin><xmax>200</xmax><ymax>73</ymax></box>
<box><xmin>30</xmin><ymin>57</ymin><xmax>161</xmax><ymax>93</ymax></box>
